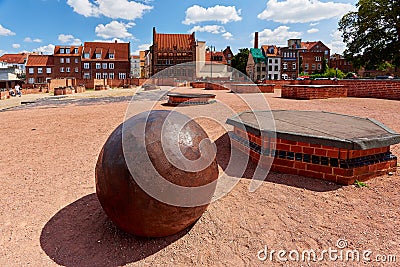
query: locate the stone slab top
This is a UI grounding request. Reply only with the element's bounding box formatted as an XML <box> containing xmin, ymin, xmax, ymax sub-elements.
<box><xmin>282</xmin><ymin>85</ymin><xmax>345</xmax><ymax>88</ymax></box>
<box><xmin>167</xmin><ymin>93</ymin><xmax>216</xmax><ymax>98</ymax></box>
<box><xmin>226</xmin><ymin>110</ymin><xmax>400</xmax><ymax>150</ymax></box>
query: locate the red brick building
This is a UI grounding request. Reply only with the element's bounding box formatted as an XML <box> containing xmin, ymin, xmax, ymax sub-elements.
<box><xmin>150</xmin><ymin>27</ymin><xmax>196</xmax><ymax>78</ymax></box>
<box><xmin>329</xmin><ymin>53</ymin><xmax>355</xmax><ymax>74</ymax></box>
<box><xmin>205</xmin><ymin>46</ymin><xmax>233</xmax><ymax>66</ymax></box>
<box><xmin>25</xmin><ymin>55</ymin><xmax>54</xmax><ymax>84</ymax></box>
<box><xmin>53</xmin><ymin>46</ymin><xmax>83</xmax><ymax>79</ymax></box>
<box><xmin>81</xmin><ymin>41</ymin><xmax>130</xmax><ymax>80</ymax></box>
<box><xmin>300</xmin><ymin>41</ymin><xmax>330</xmax><ymax>75</ymax></box>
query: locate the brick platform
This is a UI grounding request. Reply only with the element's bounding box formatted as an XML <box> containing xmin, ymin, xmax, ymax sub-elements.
<box><xmin>1</xmin><ymin>90</ymin><xmax>10</xmax><ymax>100</ymax></box>
<box><xmin>167</xmin><ymin>93</ymin><xmax>216</xmax><ymax>105</ymax></box>
<box><xmin>231</xmin><ymin>84</ymin><xmax>275</xmax><ymax>93</ymax></box>
<box><xmin>226</xmin><ymin>110</ymin><xmax>400</xmax><ymax>185</ymax></box>
<box><xmin>281</xmin><ymin>85</ymin><xmax>347</xmax><ymax>99</ymax></box>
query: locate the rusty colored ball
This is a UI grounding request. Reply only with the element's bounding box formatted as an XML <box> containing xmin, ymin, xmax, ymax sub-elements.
<box><xmin>95</xmin><ymin>110</ymin><xmax>218</xmax><ymax>237</ymax></box>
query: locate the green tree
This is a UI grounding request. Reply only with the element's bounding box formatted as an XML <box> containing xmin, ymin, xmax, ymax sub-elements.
<box><xmin>231</xmin><ymin>48</ymin><xmax>249</xmax><ymax>75</ymax></box>
<box><xmin>339</xmin><ymin>0</ymin><xmax>400</xmax><ymax>70</ymax></box>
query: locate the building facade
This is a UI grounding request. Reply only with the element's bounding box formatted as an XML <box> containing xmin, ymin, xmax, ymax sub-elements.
<box><xmin>0</xmin><ymin>53</ymin><xmax>29</xmax><ymax>77</ymax></box>
<box><xmin>300</xmin><ymin>41</ymin><xmax>330</xmax><ymax>75</ymax></box>
<box><xmin>81</xmin><ymin>41</ymin><xmax>130</xmax><ymax>81</ymax></box>
<box><xmin>150</xmin><ymin>27</ymin><xmax>196</xmax><ymax>78</ymax></box>
<box><xmin>25</xmin><ymin>55</ymin><xmax>54</xmax><ymax>84</ymax></box>
<box><xmin>130</xmin><ymin>55</ymin><xmax>140</xmax><ymax>78</ymax></box>
<box><xmin>53</xmin><ymin>46</ymin><xmax>83</xmax><ymax>79</ymax></box>
<box><xmin>262</xmin><ymin>45</ymin><xmax>281</xmax><ymax>80</ymax></box>
<box><xmin>329</xmin><ymin>53</ymin><xmax>355</xmax><ymax>74</ymax></box>
<box><xmin>246</xmin><ymin>48</ymin><xmax>267</xmax><ymax>81</ymax></box>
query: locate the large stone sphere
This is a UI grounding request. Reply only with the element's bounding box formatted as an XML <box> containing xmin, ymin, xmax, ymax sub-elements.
<box><xmin>95</xmin><ymin>110</ymin><xmax>218</xmax><ymax>237</ymax></box>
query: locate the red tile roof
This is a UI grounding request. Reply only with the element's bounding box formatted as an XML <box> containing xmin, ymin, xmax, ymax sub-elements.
<box><xmin>53</xmin><ymin>46</ymin><xmax>83</xmax><ymax>56</ymax></box>
<box><xmin>82</xmin><ymin>41</ymin><xmax>130</xmax><ymax>61</ymax></box>
<box><xmin>154</xmin><ymin>33</ymin><xmax>195</xmax><ymax>50</ymax></box>
<box><xmin>0</xmin><ymin>53</ymin><xmax>27</xmax><ymax>64</ymax></box>
<box><xmin>261</xmin><ymin>45</ymin><xmax>280</xmax><ymax>57</ymax></box>
<box><xmin>205</xmin><ymin>51</ymin><xmax>227</xmax><ymax>64</ymax></box>
<box><xmin>26</xmin><ymin>55</ymin><xmax>54</xmax><ymax>66</ymax></box>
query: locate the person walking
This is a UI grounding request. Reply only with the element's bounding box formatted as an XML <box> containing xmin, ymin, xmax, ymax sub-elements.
<box><xmin>15</xmin><ymin>84</ymin><xmax>21</xmax><ymax>97</ymax></box>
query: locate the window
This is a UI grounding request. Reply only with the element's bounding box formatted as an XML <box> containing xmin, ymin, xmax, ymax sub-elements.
<box><xmin>256</xmin><ymin>67</ymin><xmax>260</xmax><ymax>72</ymax></box>
<box><xmin>109</xmin><ymin>73</ymin><xmax>114</xmax><ymax>79</ymax></box>
<box><xmin>28</xmin><ymin>78</ymin><xmax>35</xmax><ymax>84</ymax></box>
<box><xmin>29</xmin><ymin>68</ymin><xmax>34</xmax><ymax>74</ymax></box>
<box><xmin>312</xmin><ymin>64</ymin><xmax>316</xmax><ymax>70</ymax></box>
<box><xmin>102</xmin><ymin>63</ymin><xmax>107</xmax><ymax>69</ymax></box>
<box><xmin>315</xmin><ymin>56</ymin><xmax>322</xmax><ymax>62</ymax></box>
<box><xmin>275</xmin><ymin>59</ymin><xmax>278</xmax><ymax>64</ymax></box>
<box><xmin>102</xmin><ymin>73</ymin><xmax>108</xmax><ymax>79</ymax></box>
<box><xmin>95</xmin><ymin>73</ymin><xmax>101</xmax><ymax>79</ymax></box>
<box><xmin>283</xmin><ymin>62</ymin><xmax>288</xmax><ymax>70</ymax></box>
<box><xmin>66</xmin><ymin>58</ymin><xmax>70</xmax><ymax>63</ymax></box>
<box><xmin>305</xmin><ymin>64</ymin><xmax>309</xmax><ymax>70</ymax></box>
<box><xmin>317</xmin><ymin>64</ymin><xmax>321</xmax><ymax>70</ymax></box>
<box><xmin>109</xmin><ymin>53</ymin><xmax>115</xmax><ymax>59</ymax></box>
<box><xmin>60</xmin><ymin>58</ymin><xmax>64</xmax><ymax>63</ymax></box>
<box><xmin>262</xmin><ymin>67</ymin><xmax>266</xmax><ymax>71</ymax></box>
<box><xmin>75</xmin><ymin>67</ymin><xmax>79</xmax><ymax>72</ymax></box>
<box><xmin>274</xmin><ymin>74</ymin><xmax>279</xmax><ymax>80</ymax></box>
<box><xmin>60</xmin><ymin>67</ymin><xmax>64</xmax><ymax>72</ymax></box>
<box><xmin>292</xmin><ymin>63</ymin><xmax>296</xmax><ymax>70</ymax></box>
<box><xmin>66</xmin><ymin>67</ymin><xmax>70</xmax><ymax>72</ymax></box>
<box><xmin>274</xmin><ymin>65</ymin><xmax>278</xmax><ymax>71</ymax></box>
<box><xmin>84</xmin><ymin>63</ymin><xmax>90</xmax><ymax>69</ymax></box>
<box><xmin>269</xmin><ymin>59</ymin><xmax>272</xmax><ymax>64</ymax></box>
<box><xmin>83</xmin><ymin>73</ymin><xmax>90</xmax><ymax>79</ymax></box>
<box><xmin>74</xmin><ymin>48</ymin><xmax>79</xmax><ymax>54</ymax></box>
<box><xmin>83</xmin><ymin>53</ymin><xmax>90</xmax><ymax>59</ymax></box>
<box><xmin>96</xmin><ymin>63</ymin><xmax>101</xmax><ymax>69</ymax></box>
<box><xmin>75</xmin><ymin>58</ymin><xmax>79</xmax><ymax>63</ymax></box>
<box><xmin>109</xmin><ymin>63</ymin><xmax>114</xmax><ymax>69</ymax></box>
<box><xmin>325</xmin><ymin>50</ymin><xmax>329</xmax><ymax>55</ymax></box>
<box><xmin>66</xmin><ymin>48</ymin><xmax>70</xmax><ymax>54</ymax></box>
<box><xmin>46</xmin><ymin>68</ymin><xmax>51</xmax><ymax>74</ymax></box>
<box><xmin>60</xmin><ymin>48</ymin><xmax>65</xmax><ymax>54</ymax></box>
<box><xmin>96</xmin><ymin>53</ymin><xmax>101</xmax><ymax>59</ymax></box>
<box><xmin>38</xmin><ymin>68</ymin><xmax>43</xmax><ymax>74</ymax></box>
<box><xmin>269</xmin><ymin>66</ymin><xmax>272</xmax><ymax>71</ymax></box>
<box><xmin>118</xmin><ymin>73</ymin><xmax>126</xmax><ymax>79</ymax></box>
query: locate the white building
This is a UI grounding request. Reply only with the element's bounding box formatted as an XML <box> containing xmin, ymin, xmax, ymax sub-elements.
<box><xmin>130</xmin><ymin>55</ymin><xmax>140</xmax><ymax>78</ymax></box>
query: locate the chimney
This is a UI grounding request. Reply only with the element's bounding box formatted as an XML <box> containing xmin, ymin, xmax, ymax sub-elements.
<box><xmin>254</xmin><ymin>32</ymin><xmax>259</xmax><ymax>49</ymax></box>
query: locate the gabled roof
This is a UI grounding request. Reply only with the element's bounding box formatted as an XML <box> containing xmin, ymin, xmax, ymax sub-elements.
<box><xmin>154</xmin><ymin>32</ymin><xmax>195</xmax><ymax>50</ymax></box>
<box><xmin>0</xmin><ymin>53</ymin><xmax>27</xmax><ymax>64</ymax></box>
<box><xmin>261</xmin><ymin>45</ymin><xmax>279</xmax><ymax>57</ymax></box>
<box><xmin>205</xmin><ymin>51</ymin><xmax>228</xmax><ymax>64</ymax></box>
<box><xmin>26</xmin><ymin>55</ymin><xmax>54</xmax><ymax>66</ymax></box>
<box><xmin>250</xmin><ymin>48</ymin><xmax>267</xmax><ymax>64</ymax></box>
<box><xmin>82</xmin><ymin>41</ymin><xmax>130</xmax><ymax>61</ymax></box>
<box><xmin>301</xmin><ymin>41</ymin><xmax>329</xmax><ymax>51</ymax></box>
<box><xmin>53</xmin><ymin>46</ymin><xmax>83</xmax><ymax>56</ymax></box>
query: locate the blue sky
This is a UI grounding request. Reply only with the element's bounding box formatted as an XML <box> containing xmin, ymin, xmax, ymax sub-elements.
<box><xmin>0</xmin><ymin>0</ymin><xmax>357</xmax><ymax>56</ymax></box>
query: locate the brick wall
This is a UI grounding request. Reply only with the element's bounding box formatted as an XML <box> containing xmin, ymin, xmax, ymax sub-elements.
<box><xmin>281</xmin><ymin>85</ymin><xmax>348</xmax><ymax>99</ymax></box>
<box><xmin>231</xmin><ymin>84</ymin><xmax>274</xmax><ymax>93</ymax></box>
<box><xmin>338</xmin><ymin>80</ymin><xmax>400</xmax><ymax>100</ymax></box>
<box><xmin>231</xmin><ymin>127</ymin><xmax>397</xmax><ymax>185</ymax></box>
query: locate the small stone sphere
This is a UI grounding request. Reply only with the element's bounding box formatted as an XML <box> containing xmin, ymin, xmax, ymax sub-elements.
<box><xmin>95</xmin><ymin>110</ymin><xmax>218</xmax><ymax>237</ymax></box>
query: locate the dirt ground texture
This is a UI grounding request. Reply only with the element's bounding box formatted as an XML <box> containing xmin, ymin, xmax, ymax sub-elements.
<box><xmin>0</xmin><ymin>87</ymin><xmax>399</xmax><ymax>266</ymax></box>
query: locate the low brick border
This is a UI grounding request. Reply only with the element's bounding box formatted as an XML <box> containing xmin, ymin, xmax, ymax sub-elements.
<box><xmin>167</xmin><ymin>93</ymin><xmax>216</xmax><ymax>106</ymax></box>
<box><xmin>229</xmin><ymin>127</ymin><xmax>397</xmax><ymax>185</ymax></box>
<box><xmin>231</xmin><ymin>84</ymin><xmax>275</xmax><ymax>93</ymax></box>
<box><xmin>281</xmin><ymin>85</ymin><xmax>348</xmax><ymax>99</ymax></box>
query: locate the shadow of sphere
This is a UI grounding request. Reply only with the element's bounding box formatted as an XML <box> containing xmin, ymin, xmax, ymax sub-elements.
<box><xmin>40</xmin><ymin>194</ymin><xmax>190</xmax><ymax>267</ymax></box>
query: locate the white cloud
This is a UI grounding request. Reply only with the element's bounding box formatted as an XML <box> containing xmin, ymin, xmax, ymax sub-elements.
<box><xmin>257</xmin><ymin>0</ymin><xmax>355</xmax><ymax>23</ymax></box>
<box><xmin>257</xmin><ymin>26</ymin><xmax>302</xmax><ymax>46</ymax></box>
<box><xmin>12</xmin><ymin>44</ymin><xmax>21</xmax><ymax>49</ymax></box>
<box><xmin>0</xmin><ymin>24</ymin><xmax>15</xmax><ymax>36</ymax></box>
<box><xmin>327</xmin><ymin>29</ymin><xmax>346</xmax><ymax>54</ymax></box>
<box><xmin>307</xmin><ymin>28</ymin><xmax>319</xmax><ymax>34</ymax></box>
<box><xmin>95</xmin><ymin>21</ymin><xmax>134</xmax><ymax>39</ymax></box>
<box><xmin>67</xmin><ymin>0</ymin><xmax>152</xmax><ymax>20</ymax></box>
<box><xmin>132</xmin><ymin>43</ymin><xmax>151</xmax><ymax>55</ymax></box>
<box><xmin>58</xmin><ymin>34</ymin><xmax>82</xmax><ymax>45</ymax></box>
<box><xmin>310</xmin><ymin>22</ymin><xmax>319</xmax><ymax>27</ymax></box>
<box><xmin>34</xmin><ymin>44</ymin><xmax>55</xmax><ymax>55</ymax></box>
<box><xmin>222</xmin><ymin>32</ymin><xmax>233</xmax><ymax>40</ymax></box>
<box><xmin>183</xmin><ymin>5</ymin><xmax>242</xmax><ymax>25</ymax></box>
<box><xmin>190</xmin><ymin>25</ymin><xmax>226</xmax><ymax>34</ymax></box>
<box><xmin>24</xmin><ymin>37</ymin><xmax>42</xmax><ymax>43</ymax></box>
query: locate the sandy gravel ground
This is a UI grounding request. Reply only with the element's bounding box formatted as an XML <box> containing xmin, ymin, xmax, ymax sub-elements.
<box><xmin>0</xmin><ymin>87</ymin><xmax>399</xmax><ymax>266</ymax></box>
